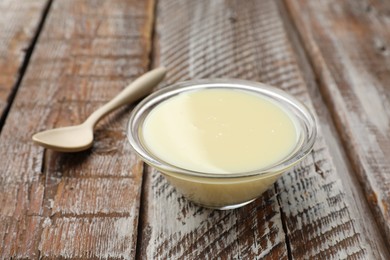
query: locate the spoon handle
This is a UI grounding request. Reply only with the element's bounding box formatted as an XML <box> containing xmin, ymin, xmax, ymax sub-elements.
<box><xmin>85</xmin><ymin>67</ymin><xmax>166</xmax><ymax>127</ymax></box>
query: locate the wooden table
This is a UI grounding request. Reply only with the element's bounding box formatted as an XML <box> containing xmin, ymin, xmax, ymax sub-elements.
<box><xmin>1</xmin><ymin>0</ymin><xmax>390</xmax><ymax>258</ymax></box>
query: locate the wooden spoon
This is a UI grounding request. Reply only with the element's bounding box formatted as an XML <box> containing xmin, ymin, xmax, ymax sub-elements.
<box><xmin>32</xmin><ymin>67</ymin><xmax>166</xmax><ymax>152</ymax></box>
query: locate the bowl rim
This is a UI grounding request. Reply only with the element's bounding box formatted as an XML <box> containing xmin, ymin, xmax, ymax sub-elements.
<box><xmin>127</xmin><ymin>79</ymin><xmax>317</xmax><ymax>179</ymax></box>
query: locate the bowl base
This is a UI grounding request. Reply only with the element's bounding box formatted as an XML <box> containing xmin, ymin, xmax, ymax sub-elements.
<box><xmin>195</xmin><ymin>198</ymin><xmax>257</xmax><ymax>210</ymax></box>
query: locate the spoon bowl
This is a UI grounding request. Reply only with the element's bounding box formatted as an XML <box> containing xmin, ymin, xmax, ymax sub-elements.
<box><xmin>32</xmin><ymin>68</ymin><xmax>166</xmax><ymax>152</ymax></box>
<box><xmin>33</xmin><ymin>124</ymin><xmax>93</xmax><ymax>152</ymax></box>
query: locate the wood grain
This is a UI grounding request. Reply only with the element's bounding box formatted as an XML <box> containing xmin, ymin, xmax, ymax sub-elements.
<box><xmin>0</xmin><ymin>0</ymin><xmax>49</xmax><ymax>119</ymax></box>
<box><xmin>138</xmin><ymin>0</ymin><xmax>389</xmax><ymax>258</ymax></box>
<box><xmin>0</xmin><ymin>0</ymin><xmax>154</xmax><ymax>258</ymax></box>
<box><xmin>277</xmin><ymin>0</ymin><xmax>390</xmax><ymax>257</ymax></box>
<box><xmin>285</xmin><ymin>0</ymin><xmax>390</xmax><ymax>244</ymax></box>
<box><xmin>1</xmin><ymin>0</ymin><xmax>389</xmax><ymax>258</ymax></box>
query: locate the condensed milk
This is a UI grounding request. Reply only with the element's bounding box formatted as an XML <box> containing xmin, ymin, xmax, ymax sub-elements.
<box><xmin>142</xmin><ymin>88</ymin><xmax>298</xmax><ymax>173</ymax></box>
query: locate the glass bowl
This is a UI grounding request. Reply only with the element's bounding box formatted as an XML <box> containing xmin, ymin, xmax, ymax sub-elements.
<box><xmin>127</xmin><ymin>79</ymin><xmax>317</xmax><ymax>209</ymax></box>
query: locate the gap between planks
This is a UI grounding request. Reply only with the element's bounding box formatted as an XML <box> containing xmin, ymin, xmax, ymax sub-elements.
<box><xmin>135</xmin><ymin>0</ymin><xmax>158</xmax><ymax>259</ymax></box>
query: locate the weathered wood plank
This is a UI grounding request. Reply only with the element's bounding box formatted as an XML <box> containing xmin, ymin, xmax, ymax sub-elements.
<box><xmin>277</xmin><ymin>1</ymin><xmax>390</xmax><ymax>257</ymax></box>
<box><xmin>0</xmin><ymin>0</ymin><xmax>48</xmax><ymax>119</ymax></box>
<box><xmin>139</xmin><ymin>0</ymin><xmax>389</xmax><ymax>258</ymax></box>
<box><xmin>0</xmin><ymin>0</ymin><xmax>154</xmax><ymax>258</ymax></box>
<box><xmin>285</xmin><ymin>0</ymin><xmax>390</xmax><ymax>245</ymax></box>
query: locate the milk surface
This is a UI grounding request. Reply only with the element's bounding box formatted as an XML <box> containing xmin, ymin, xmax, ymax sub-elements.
<box><xmin>142</xmin><ymin>88</ymin><xmax>298</xmax><ymax>173</ymax></box>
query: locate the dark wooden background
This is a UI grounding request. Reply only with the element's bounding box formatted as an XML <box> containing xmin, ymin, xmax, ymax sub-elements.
<box><xmin>1</xmin><ymin>0</ymin><xmax>389</xmax><ymax>259</ymax></box>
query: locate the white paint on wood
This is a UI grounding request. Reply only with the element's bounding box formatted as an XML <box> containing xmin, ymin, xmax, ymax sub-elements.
<box><xmin>285</xmin><ymin>0</ymin><xmax>390</xmax><ymax>245</ymax></box>
<box><xmin>143</xmin><ymin>170</ymin><xmax>287</xmax><ymax>259</ymax></box>
<box><xmin>39</xmin><ymin>217</ymin><xmax>136</xmax><ymax>259</ymax></box>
